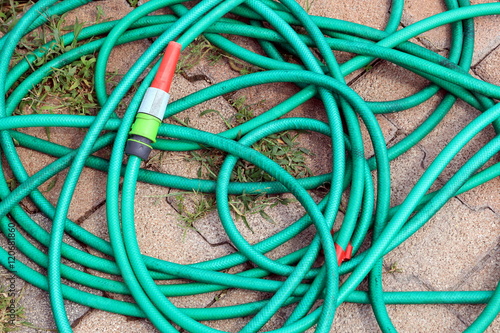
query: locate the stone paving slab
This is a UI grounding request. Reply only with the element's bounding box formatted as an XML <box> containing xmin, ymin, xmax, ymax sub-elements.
<box><xmin>167</xmin><ymin>75</ymin><xmax>237</xmax><ymax>136</ymax></box>
<box><xmin>0</xmin><ymin>213</ymin><xmax>91</xmax><ymax>333</ymax></box>
<box><xmin>64</xmin><ymin>0</ymin><xmax>133</xmax><ymax>26</ymax></box>
<box><xmin>299</xmin><ymin>0</ymin><xmax>392</xmax><ymax>31</ymax></box>
<box><xmin>451</xmin><ymin>244</ymin><xmax>500</xmax><ymax>332</ymax></box>
<box><xmin>454</xmin><ymin>244</ymin><xmax>499</xmax><ymax>293</ymax></box>
<box><xmin>201</xmin><ymin>288</ymin><xmax>298</xmax><ymax>332</ymax></box>
<box><xmin>387</xmin><ymin>303</ymin><xmax>469</xmax><ymax>332</ymax></box>
<box><xmin>351</xmin><ymin>56</ymin><xmax>499</xmax><ymax>213</ymax></box>
<box><xmin>133</xmin><ymin>182</ymin><xmax>235</xmax><ymax>265</ymax></box>
<box><xmin>384</xmin><ymin>199</ymin><xmax>498</xmax><ymax>290</ymax></box>
<box><xmin>15</xmin><ymin>142</ymin><xmax>109</xmax><ymax>222</ymax></box>
<box><xmin>358</xmin><ymin>113</ymin><xmax>398</xmax><ymax>158</ymax></box>
<box><xmin>401</xmin><ymin>0</ymin><xmax>451</xmax><ymax>52</ymax></box>
<box><xmin>474</xmin><ymin>44</ymin><xmax>500</xmax><ymax>86</ymax></box>
<box><xmin>80</xmin><ymin>181</ymin><xmax>236</xmax><ymax>311</ymax></box>
<box><xmin>457</xmin><ymin>176</ymin><xmax>500</xmax><ymax>214</ymax></box>
<box><xmin>193</xmin><ymin>193</ymin><xmax>312</xmax><ymax>247</ymax></box>
<box><xmin>348</xmin><ymin>59</ymin><xmax>441</xmax><ymax>137</ymax></box>
<box><xmin>382</xmin><ymin>273</ymin><xmax>469</xmax><ymax>332</ymax></box>
<box><xmin>80</xmin><ymin>183</ymin><xmax>236</xmax><ymax>266</ymax></box>
<box><xmin>418</xmin><ymin>98</ymin><xmax>496</xmax><ymax>182</ymax></box>
<box><xmin>73</xmin><ymin>310</ymin><xmax>159</xmax><ymax>333</ymax></box>
<box><xmin>18</xmin><ymin>284</ymin><xmax>92</xmax><ymax>333</ymax></box>
<box><xmin>387</xmin><ymin>144</ymin><xmax>426</xmax><ymax>207</ymax></box>
<box><xmin>2</xmin><ymin>0</ymin><xmax>499</xmax><ymax>332</ymax></box>
<box><xmin>11</xmin><ymin>214</ymin><xmax>102</xmax><ymax>332</ymax></box>
<box><xmin>350</xmin><ymin>60</ymin><xmax>430</xmax><ymax>104</ymax></box>
<box><xmin>402</xmin><ymin>0</ymin><xmax>500</xmax><ymax>65</ymax></box>
<box><xmin>189</xmin><ymin>190</ymin><xmax>332</xmax><ymax>254</ymax></box>
<box><xmin>328</xmin><ymin>302</ymin><xmax>380</xmax><ymax>332</ymax></box>
<box><xmin>468</xmin><ymin>0</ymin><xmax>500</xmax><ymax>66</ymax></box>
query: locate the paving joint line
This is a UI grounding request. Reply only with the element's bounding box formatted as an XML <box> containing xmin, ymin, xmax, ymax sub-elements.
<box><xmin>74</xmin><ymin>198</ymin><xmax>107</xmax><ymax>225</ymax></box>
<box><xmin>345</xmin><ymin>58</ymin><xmax>383</xmax><ymax>87</ymax></box>
<box><xmin>70</xmin><ymin>307</ymin><xmax>94</xmax><ymax>330</ymax></box>
<box><xmin>450</xmin><ymin>241</ymin><xmax>500</xmax><ymax>292</ymax></box>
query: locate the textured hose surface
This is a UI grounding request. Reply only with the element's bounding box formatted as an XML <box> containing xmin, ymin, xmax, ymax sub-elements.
<box><xmin>0</xmin><ymin>0</ymin><xmax>499</xmax><ymax>332</ymax></box>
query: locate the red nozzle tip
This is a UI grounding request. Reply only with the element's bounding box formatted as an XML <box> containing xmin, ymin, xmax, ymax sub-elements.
<box><xmin>151</xmin><ymin>41</ymin><xmax>182</xmax><ymax>93</ymax></box>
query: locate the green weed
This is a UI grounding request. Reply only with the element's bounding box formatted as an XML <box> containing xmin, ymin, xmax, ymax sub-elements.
<box><xmin>5</xmin><ymin>7</ymin><xmax>116</xmax><ymax>117</ymax></box>
<box><xmin>304</xmin><ymin>0</ymin><xmax>316</xmax><ymax>13</ymax></box>
<box><xmin>19</xmin><ymin>54</ymin><xmax>100</xmax><ymax>116</ymax></box>
<box><xmin>11</xmin><ymin>14</ymin><xmax>101</xmax><ymax>116</ymax></box>
<box><xmin>229</xmin><ymin>96</ymin><xmax>256</xmax><ymax>127</ymax></box>
<box><xmin>182</xmin><ymin>97</ymin><xmax>311</xmax><ymax>231</ymax></box>
<box><xmin>176</xmin><ymin>36</ymin><xmax>220</xmax><ymax>73</ymax></box>
<box><xmin>190</xmin><ymin>96</ymin><xmax>313</xmax><ymax>182</ymax></box>
<box><xmin>228</xmin><ymin>194</ymin><xmax>295</xmax><ymax>232</ymax></box>
<box><xmin>177</xmin><ymin>36</ymin><xmax>260</xmax><ymax>75</ymax></box>
<box><xmin>385</xmin><ymin>262</ymin><xmax>403</xmax><ymax>274</ymax></box>
<box><xmin>0</xmin><ymin>0</ymin><xmax>33</xmax><ymax>35</ymax></box>
<box><xmin>126</xmin><ymin>0</ymin><xmax>140</xmax><ymax>8</ymax></box>
<box><xmin>5</xmin><ymin>179</ymin><xmax>17</xmax><ymax>192</ymax></box>
<box><xmin>0</xmin><ymin>281</ymin><xmax>31</xmax><ymax>332</ymax></box>
<box><xmin>170</xmin><ymin>192</ymin><xmax>217</xmax><ymax>238</ymax></box>
<box><xmin>165</xmin><ymin>190</ymin><xmax>295</xmax><ymax>235</ymax></box>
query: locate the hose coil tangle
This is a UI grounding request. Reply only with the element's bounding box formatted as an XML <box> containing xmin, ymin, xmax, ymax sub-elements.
<box><xmin>0</xmin><ymin>0</ymin><xmax>499</xmax><ymax>332</ymax></box>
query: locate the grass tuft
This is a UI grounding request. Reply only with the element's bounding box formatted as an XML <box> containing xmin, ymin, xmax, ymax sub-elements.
<box><xmin>0</xmin><ymin>280</ymin><xmax>31</xmax><ymax>332</ymax></box>
<box><xmin>177</xmin><ymin>36</ymin><xmax>260</xmax><ymax>75</ymax></box>
<box><xmin>179</xmin><ymin>96</ymin><xmax>311</xmax><ymax>231</ymax></box>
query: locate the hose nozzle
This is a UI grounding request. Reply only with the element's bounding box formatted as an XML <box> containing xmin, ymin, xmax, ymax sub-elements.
<box><xmin>126</xmin><ymin>41</ymin><xmax>182</xmax><ymax>160</ymax></box>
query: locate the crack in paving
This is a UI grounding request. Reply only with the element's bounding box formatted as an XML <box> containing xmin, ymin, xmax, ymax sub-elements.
<box><xmin>181</xmin><ymin>71</ymin><xmax>213</xmax><ymax>84</ymax></box>
<box><xmin>471</xmin><ymin>43</ymin><xmax>500</xmax><ymax>72</ymax></box>
<box><xmin>162</xmin><ymin>187</ymin><xmax>229</xmax><ymax>247</ymax></box>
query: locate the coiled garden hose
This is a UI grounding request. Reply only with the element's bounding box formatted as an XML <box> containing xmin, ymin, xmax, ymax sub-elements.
<box><xmin>0</xmin><ymin>0</ymin><xmax>499</xmax><ymax>332</ymax></box>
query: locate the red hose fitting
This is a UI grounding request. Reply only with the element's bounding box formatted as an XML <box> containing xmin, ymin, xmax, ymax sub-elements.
<box><xmin>345</xmin><ymin>243</ymin><xmax>353</xmax><ymax>261</ymax></box>
<box><xmin>335</xmin><ymin>242</ymin><xmax>353</xmax><ymax>266</ymax></box>
<box><xmin>335</xmin><ymin>243</ymin><xmax>345</xmax><ymax>266</ymax></box>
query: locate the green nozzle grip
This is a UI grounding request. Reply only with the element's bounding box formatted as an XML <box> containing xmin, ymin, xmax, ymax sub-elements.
<box><xmin>129</xmin><ymin>113</ymin><xmax>161</xmax><ymax>143</ymax></box>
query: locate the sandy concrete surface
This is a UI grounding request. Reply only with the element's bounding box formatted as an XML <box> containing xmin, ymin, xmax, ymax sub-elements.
<box><xmin>4</xmin><ymin>0</ymin><xmax>498</xmax><ymax>332</ymax></box>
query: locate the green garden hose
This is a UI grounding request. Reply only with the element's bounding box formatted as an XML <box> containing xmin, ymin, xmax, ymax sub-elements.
<box><xmin>0</xmin><ymin>0</ymin><xmax>499</xmax><ymax>332</ymax></box>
